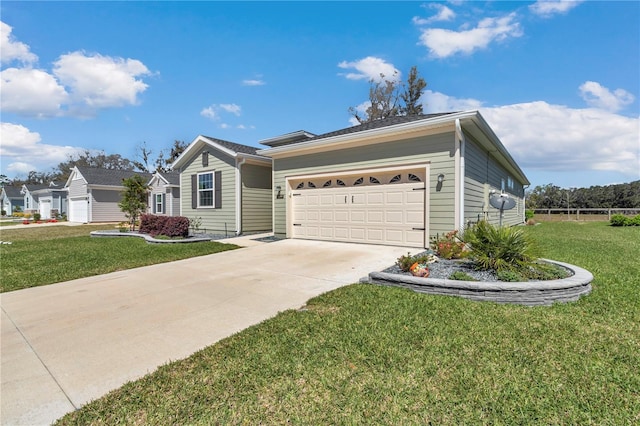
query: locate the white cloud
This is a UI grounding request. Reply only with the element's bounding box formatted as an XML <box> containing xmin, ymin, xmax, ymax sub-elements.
<box><xmin>481</xmin><ymin>102</ymin><xmax>639</xmax><ymax>177</ymax></box>
<box><xmin>201</xmin><ymin>103</ymin><xmax>242</xmax><ymax>121</ymax></box>
<box><xmin>242</xmin><ymin>79</ymin><xmax>265</xmax><ymax>86</ymax></box>
<box><xmin>0</xmin><ymin>21</ymin><xmax>37</xmax><ymax>65</ymax></box>
<box><xmin>0</xmin><ymin>122</ymin><xmax>87</xmax><ymax>175</ymax></box>
<box><xmin>1</xmin><ymin>68</ymin><xmax>68</xmax><ymax>117</ymax></box>
<box><xmin>219</xmin><ymin>103</ymin><xmax>241</xmax><ymax>116</ymax></box>
<box><xmin>200</xmin><ymin>106</ymin><xmax>217</xmax><ymax>120</ymax></box>
<box><xmin>578</xmin><ymin>81</ymin><xmax>635</xmax><ymax>112</ymax></box>
<box><xmin>338</xmin><ymin>56</ymin><xmax>401</xmax><ymax>82</ymax></box>
<box><xmin>422</xmin><ymin>90</ymin><xmax>483</xmax><ymax>113</ymax></box>
<box><xmin>53</xmin><ymin>51</ymin><xmax>151</xmax><ymax>110</ymax></box>
<box><xmin>413</xmin><ymin>4</ymin><xmax>456</xmax><ymax>25</ymax></box>
<box><xmin>7</xmin><ymin>161</ymin><xmax>36</xmax><ymax>174</ymax></box>
<box><xmin>529</xmin><ymin>1</ymin><xmax>584</xmax><ymax>18</ymax></box>
<box><xmin>1</xmin><ymin>49</ymin><xmax>153</xmax><ymax>118</ymax></box>
<box><xmin>418</xmin><ymin>12</ymin><xmax>523</xmax><ymax>58</ymax></box>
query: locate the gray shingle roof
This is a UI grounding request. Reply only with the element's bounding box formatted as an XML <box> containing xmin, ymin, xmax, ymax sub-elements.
<box><xmin>76</xmin><ymin>167</ymin><xmax>153</xmax><ymax>186</ymax></box>
<box><xmin>157</xmin><ymin>171</ymin><xmax>180</xmax><ymax>186</ymax></box>
<box><xmin>1</xmin><ymin>186</ymin><xmax>22</xmax><ymax>198</ymax></box>
<box><xmin>202</xmin><ymin>136</ymin><xmax>263</xmax><ymax>156</ymax></box>
<box><xmin>307</xmin><ymin>113</ymin><xmax>457</xmax><ymax>142</ymax></box>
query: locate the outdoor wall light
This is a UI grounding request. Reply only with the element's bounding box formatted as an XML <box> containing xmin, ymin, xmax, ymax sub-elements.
<box><xmin>275</xmin><ymin>186</ymin><xmax>282</xmax><ymax>198</ymax></box>
<box><xmin>437</xmin><ymin>173</ymin><xmax>445</xmax><ymax>183</ymax></box>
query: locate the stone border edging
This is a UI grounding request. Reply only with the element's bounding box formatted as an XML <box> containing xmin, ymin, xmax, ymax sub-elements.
<box><xmin>362</xmin><ymin>259</ymin><xmax>593</xmax><ymax>306</ymax></box>
<box><xmin>90</xmin><ymin>231</ymin><xmax>212</xmax><ymax>244</ymax></box>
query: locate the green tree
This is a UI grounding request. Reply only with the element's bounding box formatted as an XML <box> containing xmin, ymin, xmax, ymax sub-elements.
<box><xmin>134</xmin><ymin>140</ymin><xmax>188</xmax><ymax>173</ymax></box>
<box><xmin>349</xmin><ymin>66</ymin><xmax>428</xmax><ymax>124</ymax></box>
<box><xmin>400</xmin><ymin>66</ymin><xmax>427</xmax><ymax>116</ymax></box>
<box><xmin>57</xmin><ymin>150</ymin><xmax>136</xmax><ymax>182</ymax></box>
<box><xmin>118</xmin><ymin>175</ymin><xmax>149</xmax><ymax>231</ymax></box>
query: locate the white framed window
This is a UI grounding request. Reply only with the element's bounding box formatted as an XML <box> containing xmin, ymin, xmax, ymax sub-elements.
<box><xmin>155</xmin><ymin>193</ymin><xmax>163</xmax><ymax>214</ymax></box>
<box><xmin>198</xmin><ymin>172</ymin><xmax>214</xmax><ymax>207</ymax></box>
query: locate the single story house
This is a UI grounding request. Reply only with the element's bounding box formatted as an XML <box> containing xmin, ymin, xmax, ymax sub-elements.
<box><xmin>1</xmin><ymin>186</ymin><xmax>24</xmax><ymax>215</ymax></box>
<box><xmin>147</xmin><ymin>171</ymin><xmax>181</xmax><ymax>216</ymax></box>
<box><xmin>257</xmin><ymin>110</ymin><xmax>530</xmax><ymax>248</ymax></box>
<box><xmin>65</xmin><ymin>166</ymin><xmax>152</xmax><ymax>223</ymax></box>
<box><xmin>171</xmin><ymin>136</ymin><xmax>272</xmax><ymax>236</ymax></box>
<box><xmin>19</xmin><ymin>183</ymin><xmax>67</xmax><ymax>219</ymax></box>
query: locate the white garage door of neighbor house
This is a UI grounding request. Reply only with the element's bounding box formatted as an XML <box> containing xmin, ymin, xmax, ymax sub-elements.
<box><xmin>289</xmin><ymin>169</ymin><xmax>427</xmax><ymax>248</ymax></box>
<box><xmin>69</xmin><ymin>198</ymin><xmax>88</xmax><ymax>223</ymax></box>
<box><xmin>39</xmin><ymin>200</ymin><xmax>51</xmax><ymax>219</ymax></box>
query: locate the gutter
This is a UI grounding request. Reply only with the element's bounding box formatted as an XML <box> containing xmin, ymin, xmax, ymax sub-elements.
<box><xmin>455</xmin><ymin>118</ymin><xmax>466</xmax><ymax>231</ymax></box>
<box><xmin>235</xmin><ymin>157</ymin><xmax>247</xmax><ymax>235</ymax></box>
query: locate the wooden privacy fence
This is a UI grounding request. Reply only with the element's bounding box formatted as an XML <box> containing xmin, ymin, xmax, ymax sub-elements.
<box><xmin>532</xmin><ymin>208</ymin><xmax>640</xmax><ymax>222</ymax></box>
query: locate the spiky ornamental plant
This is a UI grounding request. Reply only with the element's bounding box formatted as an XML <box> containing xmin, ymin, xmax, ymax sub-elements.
<box><xmin>462</xmin><ymin>221</ymin><xmax>538</xmax><ymax>272</ymax></box>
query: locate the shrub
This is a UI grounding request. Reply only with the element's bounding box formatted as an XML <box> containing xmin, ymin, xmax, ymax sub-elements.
<box><xmin>462</xmin><ymin>221</ymin><xmax>537</xmax><ymax>272</ymax></box>
<box><xmin>396</xmin><ymin>252</ymin><xmax>437</xmax><ymax>272</ymax></box>
<box><xmin>631</xmin><ymin>214</ymin><xmax>640</xmax><ymax>226</ymax></box>
<box><xmin>33</xmin><ymin>212</ymin><xmax>41</xmax><ymax>222</ymax></box>
<box><xmin>496</xmin><ymin>270</ymin><xmax>523</xmax><ymax>282</ymax></box>
<box><xmin>161</xmin><ymin>216</ymin><xmax>190</xmax><ymax>238</ymax></box>
<box><xmin>525</xmin><ymin>209</ymin><xmax>535</xmax><ymax>221</ymax></box>
<box><xmin>140</xmin><ymin>214</ymin><xmax>167</xmax><ymax>236</ymax></box>
<box><xmin>430</xmin><ymin>230</ymin><xmax>467</xmax><ymax>259</ymax></box>
<box><xmin>1</xmin><ymin>209</ymin><xmax>6</xmax><ymax>216</ymax></box>
<box><xmin>448</xmin><ymin>271</ymin><xmax>477</xmax><ymax>281</ymax></box>
<box><xmin>610</xmin><ymin>214</ymin><xmax>629</xmax><ymax>226</ymax></box>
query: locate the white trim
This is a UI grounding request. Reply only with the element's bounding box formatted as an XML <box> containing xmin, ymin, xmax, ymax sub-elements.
<box><xmin>455</xmin><ymin>118</ymin><xmax>466</xmax><ymax>231</ymax></box>
<box><xmin>172</xmin><ymin>135</ymin><xmax>271</xmax><ymax>170</ymax></box>
<box><xmin>196</xmin><ymin>171</ymin><xmax>215</xmax><ymax>208</ymax></box>
<box><xmin>284</xmin><ymin>163</ymin><xmax>430</xmax><ymax>246</ymax></box>
<box><xmin>235</xmin><ymin>158</ymin><xmax>247</xmax><ymax>235</ymax></box>
<box><xmin>285</xmin><ymin>162</ymin><xmax>431</xmax><ymax>182</ymax></box>
<box><xmin>259</xmin><ymin>111</ymin><xmax>476</xmax><ymax>157</ymax></box>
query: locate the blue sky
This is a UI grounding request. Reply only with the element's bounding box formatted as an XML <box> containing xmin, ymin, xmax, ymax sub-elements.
<box><xmin>1</xmin><ymin>1</ymin><xmax>638</xmax><ymax>189</ymax></box>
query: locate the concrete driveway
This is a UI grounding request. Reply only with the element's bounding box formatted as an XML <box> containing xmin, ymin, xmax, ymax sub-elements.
<box><xmin>1</xmin><ymin>238</ymin><xmax>415</xmax><ymax>425</ymax></box>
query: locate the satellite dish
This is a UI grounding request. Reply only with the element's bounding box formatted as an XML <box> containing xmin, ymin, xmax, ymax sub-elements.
<box><xmin>489</xmin><ymin>192</ymin><xmax>516</xmax><ymax>226</ymax></box>
<box><xmin>489</xmin><ymin>193</ymin><xmax>516</xmax><ymax>210</ymax></box>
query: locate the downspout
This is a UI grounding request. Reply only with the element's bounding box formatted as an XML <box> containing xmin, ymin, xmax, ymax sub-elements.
<box><xmin>455</xmin><ymin>119</ymin><xmax>466</xmax><ymax>231</ymax></box>
<box><xmin>523</xmin><ymin>184</ymin><xmax>530</xmax><ymax>223</ymax></box>
<box><xmin>235</xmin><ymin>157</ymin><xmax>247</xmax><ymax>235</ymax></box>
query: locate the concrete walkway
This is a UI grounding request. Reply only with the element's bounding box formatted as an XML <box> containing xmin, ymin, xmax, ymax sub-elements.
<box><xmin>1</xmin><ymin>238</ymin><xmax>415</xmax><ymax>425</ymax></box>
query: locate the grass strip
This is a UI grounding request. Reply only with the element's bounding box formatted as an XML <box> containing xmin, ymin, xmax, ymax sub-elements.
<box><xmin>0</xmin><ymin>225</ymin><xmax>238</xmax><ymax>292</ymax></box>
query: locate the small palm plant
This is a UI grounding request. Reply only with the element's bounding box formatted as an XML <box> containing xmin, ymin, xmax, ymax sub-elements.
<box><xmin>462</xmin><ymin>221</ymin><xmax>538</xmax><ymax>272</ymax></box>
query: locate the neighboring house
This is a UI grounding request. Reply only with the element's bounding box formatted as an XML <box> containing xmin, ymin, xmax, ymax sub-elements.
<box><xmin>257</xmin><ymin>110</ymin><xmax>530</xmax><ymax>249</ymax></box>
<box><xmin>28</xmin><ymin>183</ymin><xmax>68</xmax><ymax>219</ymax></box>
<box><xmin>171</xmin><ymin>136</ymin><xmax>272</xmax><ymax>235</ymax></box>
<box><xmin>147</xmin><ymin>171</ymin><xmax>180</xmax><ymax>216</ymax></box>
<box><xmin>65</xmin><ymin>167</ymin><xmax>152</xmax><ymax>223</ymax></box>
<box><xmin>1</xmin><ymin>186</ymin><xmax>24</xmax><ymax>215</ymax></box>
<box><xmin>20</xmin><ymin>183</ymin><xmax>66</xmax><ymax>219</ymax></box>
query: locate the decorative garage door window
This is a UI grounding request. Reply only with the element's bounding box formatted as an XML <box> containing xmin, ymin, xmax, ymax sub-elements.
<box><xmin>291</xmin><ymin>172</ymin><xmax>423</xmax><ymax>189</ymax></box>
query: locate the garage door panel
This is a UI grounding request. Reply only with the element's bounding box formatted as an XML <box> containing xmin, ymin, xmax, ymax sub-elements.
<box><xmin>290</xmin><ymin>174</ymin><xmax>426</xmax><ymax>248</ymax></box>
<box><xmin>335</xmin><ymin>211</ymin><xmax>349</xmax><ymax>222</ymax></box>
<box><xmin>350</xmin><ymin>210</ymin><xmax>366</xmax><ymax>223</ymax></box>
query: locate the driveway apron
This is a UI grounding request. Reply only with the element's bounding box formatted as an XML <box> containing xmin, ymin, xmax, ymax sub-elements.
<box><xmin>1</xmin><ymin>239</ymin><xmax>414</xmax><ymax>425</ymax></box>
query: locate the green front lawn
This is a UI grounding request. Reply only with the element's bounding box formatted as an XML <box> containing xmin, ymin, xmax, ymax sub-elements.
<box><xmin>0</xmin><ymin>225</ymin><xmax>239</xmax><ymax>293</ymax></box>
<box><xmin>56</xmin><ymin>222</ymin><xmax>640</xmax><ymax>424</ymax></box>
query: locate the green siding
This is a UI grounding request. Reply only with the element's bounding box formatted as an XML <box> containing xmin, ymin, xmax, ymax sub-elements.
<box><xmin>241</xmin><ymin>163</ymin><xmax>272</xmax><ymax>232</ymax></box>
<box><xmin>180</xmin><ymin>148</ymin><xmax>237</xmax><ymax>234</ymax></box>
<box><xmin>273</xmin><ymin>131</ymin><xmax>457</xmax><ymax>239</ymax></box>
<box><xmin>464</xmin><ymin>135</ymin><xmax>525</xmax><ymax>227</ymax></box>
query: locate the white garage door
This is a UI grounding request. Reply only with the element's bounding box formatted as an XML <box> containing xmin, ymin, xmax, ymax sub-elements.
<box><xmin>39</xmin><ymin>200</ymin><xmax>51</xmax><ymax>219</ymax></box>
<box><xmin>289</xmin><ymin>169</ymin><xmax>427</xmax><ymax>247</ymax></box>
<box><xmin>69</xmin><ymin>198</ymin><xmax>88</xmax><ymax>223</ymax></box>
